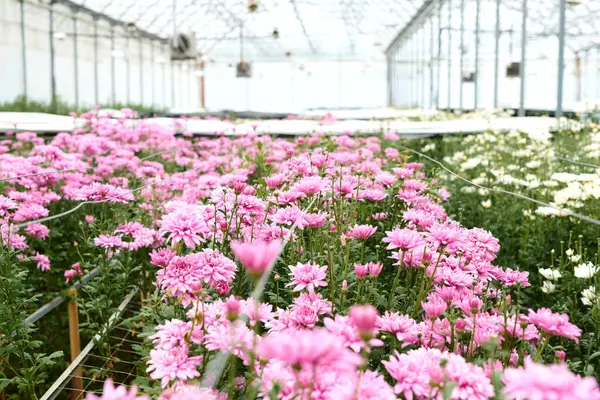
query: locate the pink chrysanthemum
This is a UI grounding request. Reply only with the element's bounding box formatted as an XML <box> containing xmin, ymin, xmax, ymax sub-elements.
<box><xmin>146</xmin><ymin>347</ymin><xmax>202</xmax><ymax>388</ymax></box>
<box><xmin>382</xmin><ymin>228</ymin><xmax>426</xmax><ymax>251</ymax></box>
<box><xmin>86</xmin><ymin>379</ymin><xmax>148</xmax><ymax>399</ymax></box>
<box><xmin>287</xmin><ymin>262</ymin><xmax>328</xmax><ymax>293</ymax></box>
<box><xmin>347</xmin><ymin>224</ymin><xmax>377</xmax><ymax>240</ymax></box>
<box><xmin>527</xmin><ymin>308</ymin><xmax>581</xmax><ymax>342</ymax></box>
<box><xmin>231</xmin><ymin>239</ymin><xmax>281</xmax><ymax>277</ymax></box>
<box><xmin>503</xmin><ymin>360</ymin><xmax>600</xmax><ymax>400</ymax></box>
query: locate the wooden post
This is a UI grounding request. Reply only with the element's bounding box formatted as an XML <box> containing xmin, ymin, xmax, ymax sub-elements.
<box><xmin>67</xmin><ymin>288</ymin><xmax>83</xmax><ymax>400</ymax></box>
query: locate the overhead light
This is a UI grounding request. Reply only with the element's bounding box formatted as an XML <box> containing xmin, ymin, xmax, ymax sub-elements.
<box><xmin>53</xmin><ymin>32</ymin><xmax>67</xmax><ymax>40</ymax></box>
<box><xmin>181</xmin><ymin>64</ymin><xmax>189</xmax><ymax>71</ymax></box>
<box><xmin>272</xmin><ymin>28</ymin><xmax>279</xmax><ymax>39</ymax></box>
<box><xmin>111</xmin><ymin>49</ymin><xmax>125</xmax><ymax>58</ymax></box>
<box><xmin>195</xmin><ymin>70</ymin><xmax>204</xmax><ymax>77</ymax></box>
<box><xmin>125</xmin><ymin>22</ymin><xmax>138</xmax><ymax>34</ymax></box>
<box><xmin>248</xmin><ymin>0</ymin><xmax>258</xmax><ymax>12</ymax></box>
<box><xmin>568</xmin><ymin>0</ymin><xmax>582</xmax><ymax>5</ymax></box>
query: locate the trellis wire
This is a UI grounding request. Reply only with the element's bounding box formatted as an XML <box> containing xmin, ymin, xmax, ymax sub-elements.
<box><xmin>555</xmin><ymin>155</ymin><xmax>600</xmax><ymax>169</ymax></box>
<box><xmin>15</xmin><ymin>161</ymin><xmax>203</xmax><ymax>230</ymax></box>
<box><xmin>398</xmin><ymin>144</ymin><xmax>600</xmax><ymax>226</ymax></box>
<box><xmin>40</xmin><ymin>289</ymin><xmax>138</xmax><ymax>400</ymax></box>
<box><xmin>200</xmin><ymin>196</ymin><xmax>318</xmax><ymax>388</ymax></box>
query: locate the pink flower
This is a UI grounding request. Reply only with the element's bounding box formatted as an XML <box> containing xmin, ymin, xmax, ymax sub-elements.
<box><xmin>258</xmin><ymin>328</ymin><xmax>362</xmax><ymax>371</ymax></box>
<box><xmin>85</xmin><ymin>215</ymin><xmax>96</xmax><ymax>223</ymax></box>
<box><xmin>231</xmin><ymin>239</ymin><xmax>281</xmax><ymax>277</ymax></box>
<box><xmin>64</xmin><ymin>269</ymin><xmax>78</xmax><ymax>283</ymax></box>
<box><xmin>94</xmin><ymin>234</ymin><xmax>123</xmax><ymax>249</ymax></box>
<box><xmin>150</xmin><ymin>320</ymin><xmax>202</xmax><ymax>351</ymax></box>
<box><xmin>150</xmin><ymin>248</ymin><xmax>176</xmax><ymax>268</ymax></box>
<box><xmin>24</xmin><ymin>223</ymin><xmax>49</xmax><ymax>239</ymax></box>
<box><xmin>287</xmin><ymin>262</ymin><xmax>328</xmax><ymax>293</ymax></box>
<box><xmin>382</xmin><ymin>228</ymin><xmax>426</xmax><ymax>251</ymax></box>
<box><xmin>159</xmin><ymin>384</ymin><xmax>221</xmax><ymax>400</ymax></box>
<box><xmin>347</xmin><ymin>224</ymin><xmax>377</xmax><ymax>240</ymax></box>
<box><xmin>354</xmin><ymin>263</ymin><xmax>369</xmax><ymax>279</ymax></box>
<box><xmin>421</xmin><ymin>295</ymin><xmax>447</xmax><ymax>319</ymax></box>
<box><xmin>147</xmin><ymin>347</ymin><xmax>202</xmax><ymax>388</ymax></box>
<box><xmin>503</xmin><ymin>360</ymin><xmax>600</xmax><ymax>400</ymax></box>
<box><xmin>349</xmin><ymin>305</ymin><xmax>379</xmax><ymax>338</ymax></box>
<box><xmin>0</xmin><ymin>195</ymin><xmax>17</xmax><ymax>217</ymax></box>
<box><xmin>86</xmin><ymin>379</ymin><xmax>148</xmax><ymax>399</ymax></box>
<box><xmin>160</xmin><ymin>212</ymin><xmax>208</xmax><ymax>249</ymax></box>
<box><xmin>367</xmin><ymin>262</ymin><xmax>383</xmax><ymax>277</ymax></box>
<box><xmin>384</xmin><ymin>348</ymin><xmax>493</xmax><ymax>400</ymax></box>
<box><xmin>33</xmin><ymin>252</ymin><xmax>50</xmax><ymax>271</ymax></box>
<box><xmin>527</xmin><ymin>308</ymin><xmax>581</xmax><ymax>342</ymax></box>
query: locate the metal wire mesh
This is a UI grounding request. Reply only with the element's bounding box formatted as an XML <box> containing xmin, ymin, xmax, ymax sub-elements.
<box><xmin>43</xmin><ymin>294</ymin><xmax>146</xmax><ymax>400</ymax></box>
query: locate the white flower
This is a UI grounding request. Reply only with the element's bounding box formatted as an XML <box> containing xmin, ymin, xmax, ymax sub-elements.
<box><xmin>574</xmin><ymin>262</ymin><xmax>598</xmax><ymax>279</ymax></box>
<box><xmin>581</xmin><ymin>286</ymin><xmax>597</xmax><ymax>307</ymax></box>
<box><xmin>539</xmin><ymin>268</ymin><xmax>562</xmax><ymax>281</ymax></box>
<box><xmin>541</xmin><ymin>281</ymin><xmax>556</xmax><ymax>293</ymax></box>
<box><xmin>481</xmin><ymin>199</ymin><xmax>492</xmax><ymax>208</ymax></box>
<box><xmin>566</xmin><ymin>249</ymin><xmax>574</xmax><ymax>256</ymax></box>
<box><xmin>570</xmin><ymin>254</ymin><xmax>582</xmax><ymax>263</ymax></box>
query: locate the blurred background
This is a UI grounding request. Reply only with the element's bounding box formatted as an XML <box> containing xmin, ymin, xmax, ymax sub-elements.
<box><xmin>0</xmin><ymin>0</ymin><xmax>597</xmax><ymax>115</ymax></box>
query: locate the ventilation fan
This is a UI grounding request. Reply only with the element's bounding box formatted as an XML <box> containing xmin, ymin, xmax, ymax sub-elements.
<box><xmin>236</xmin><ymin>61</ymin><xmax>252</xmax><ymax>78</ymax></box>
<box><xmin>170</xmin><ymin>32</ymin><xmax>197</xmax><ymax>61</ymax></box>
<box><xmin>506</xmin><ymin>62</ymin><xmax>520</xmax><ymax>78</ymax></box>
<box><xmin>461</xmin><ymin>71</ymin><xmax>476</xmax><ymax>83</ymax></box>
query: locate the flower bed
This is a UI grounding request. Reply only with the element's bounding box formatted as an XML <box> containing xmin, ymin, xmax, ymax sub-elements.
<box><xmin>1</xmin><ymin>113</ymin><xmax>599</xmax><ymax>399</ymax></box>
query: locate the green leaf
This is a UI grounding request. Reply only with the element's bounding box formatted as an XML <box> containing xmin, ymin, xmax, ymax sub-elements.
<box><xmin>491</xmin><ymin>370</ymin><xmax>504</xmax><ymax>400</ymax></box>
<box><xmin>443</xmin><ymin>381</ymin><xmax>457</xmax><ymax>400</ymax></box>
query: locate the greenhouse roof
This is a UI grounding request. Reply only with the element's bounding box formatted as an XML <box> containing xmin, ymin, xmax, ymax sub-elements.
<box><xmin>69</xmin><ymin>0</ymin><xmax>422</xmax><ymax>61</ymax></box>
<box><xmin>66</xmin><ymin>0</ymin><xmax>600</xmax><ymax>61</ymax></box>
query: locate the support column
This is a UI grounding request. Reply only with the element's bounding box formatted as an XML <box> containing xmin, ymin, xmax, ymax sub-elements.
<box><xmin>126</xmin><ymin>35</ymin><xmax>130</xmax><ymax>104</ymax></box>
<box><xmin>446</xmin><ymin>0</ymin><xmax>452</xmax><ymax>109</ymax></box>
<box><xmin>20</xmin><ymin>0</ymin><xmax>27</xmax><ymax>98</ymax></box>
<box><xmin>494</xmin><ymin>0</ymin><xmax>501</xmax><ymax>108</ymax></box>
<box><xmin>111</xmin><ymin>26</ymin><xmax>116</xmax><ymax>105</ymax></box>
<box><xmin>93</xmin><ymin>19</ymin><xmax>99</xmax><ymax>105</ymax></box>
<box><xmin>474</xmin><ymin>0</ymin><xmax>481</xmax><ymax>109</ymax></box>
<box><xmin>49</xmin><ymin>4</ymin><xmax>57</xmax><ymax>111</ymax></box>
<box><xmin>139</xmin><ymin>39</ymin><xmax>144</xmax><ymax>105</ymax></box>
<box><xmin>429</xmin><ymin>17</ymin><xmax>435</xmax><ymax>109</ymax></box>
<box><xmin>557</xmin><ymin>0</ymin><xmax>567</xmax><ymax>117</ymax></box>
<box><xmin>459</xmin><ymin>0</ymin><xmax>465</xmax><ymax>110</ymax></box>
<box><xmin>72</xmin><ymin>12</ymin><xmax>79</xmax><ymax>108</ymax></box>
<box><xmin>519</xmin><ymin>0</ymin><xmax>527</xmax><ymax>116</ymax></box>
<box><xmin>421</xmin><ymin>27</ymin><xmax>426</xmax><ymax>108</ymax></box>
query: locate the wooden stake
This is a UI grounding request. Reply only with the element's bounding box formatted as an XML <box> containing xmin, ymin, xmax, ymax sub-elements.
<box><xmin>67</xmin><ymin>288</ymin><xmax>83</xmax><ymax>400</ymax></box>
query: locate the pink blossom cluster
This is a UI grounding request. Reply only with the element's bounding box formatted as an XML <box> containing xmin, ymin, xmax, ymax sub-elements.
<box><xmin>5</xmin><ymin>115</ymin><xmax>595</xmax><ymax>399</ymax></box>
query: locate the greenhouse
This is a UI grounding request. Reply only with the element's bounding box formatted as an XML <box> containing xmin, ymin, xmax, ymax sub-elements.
<box><xmin>2</xmin><ymin>0</ymin><xmax>600</xmax><ymax>399</ymax></box>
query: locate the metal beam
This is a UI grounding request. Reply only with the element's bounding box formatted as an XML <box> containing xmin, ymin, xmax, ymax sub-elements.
<box><xmin>20</xmin><ymin>0</ymin><xmax>27</xmax><ymax>98</ymax></box>
<box><xmin>447</xmin><ymin>0</ymin><xmax>452</xmax><ymax>108</ymax></box>
<box><xmin>493</xmin><ymin>0</ymin><xmax>500</xmax><ymax>108</ymax></box>
<box><xmin>474</xmin><ymin>0</ymin><xmax>481</xmax><ymax>109</ymax></box>
<box><xmin>49</xmin><ymin>4</ymin><xmax>57</xmax><ymax>110</ymax></box>
<box><xmin>519</xmin><ymin>0</ymin><xmax>527</xmax><ymax>116</ymax></box>
<box><xmin>291</xmin><ymin>0</ymin><xmax>317</xmax><ymax>54</ymax></box>
<box><xmin>557</xmin><ymin>0</ymin><xmax>567</xmax><ymax>117</ymax></box>
<box><xmin>459</xmin><ymin>0</ymin><xmax>464</xmax><ymax>110</ymax></box>
<box><xmin>72</xmin><ymin>11</ymin><xmax>79</xmax><ymax>108</ymax></box>
<box><xmin>50</xmin><ymin>0</ymin><xmax>167</xmax><ymax>43</ymax></box>
<box><xmin>385</xmin><ymin>0</ymin><xmax>443</xmax><ymax>55</ymax></box>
